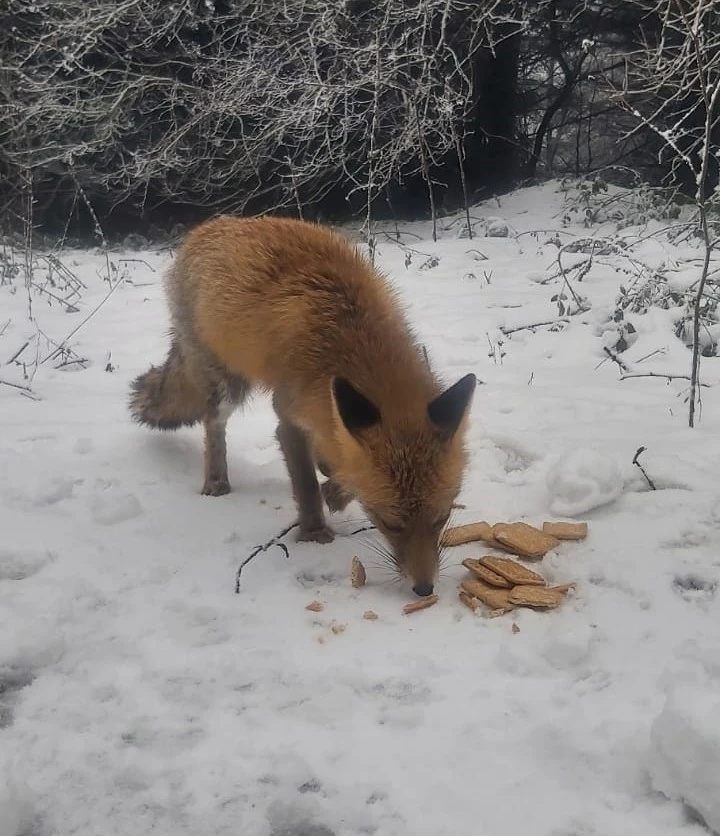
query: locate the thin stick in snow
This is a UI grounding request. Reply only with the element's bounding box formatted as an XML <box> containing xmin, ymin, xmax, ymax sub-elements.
<box><xmin>234</xmin><ymin>522</ymin><xmax>297</xmax><ymax>593</ymax></box>
<box><xmin>632</xmin><ymin>446</ymin><xmax>656</xmax><ymax>491</ymax></box>
<box><xmin>601</xmin><ymin>346</ymin><xmax>630</xmax><ymax>373</ymax></box>
<box><xmin>620</xmin><ymin>372</ymin><xmax>709</xmax><ymax>386</ymax></box>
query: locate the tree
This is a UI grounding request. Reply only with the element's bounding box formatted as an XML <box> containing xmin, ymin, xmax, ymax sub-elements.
<box><xmin>609</xmin><ymin>0</ymin><xmax>720</xmax><ymax>426</ymax></box>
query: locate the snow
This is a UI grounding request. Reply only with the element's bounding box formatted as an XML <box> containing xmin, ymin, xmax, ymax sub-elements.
<box><xmin>649</xmin><ymin>650</ymin><xmax>720</xmax><ymax>834</ymax></box>
<box><xmin>545</xmin><ymin>447</ymin><xmax>623</xmax><ymax>515</ymax></box>
<box><xmin>2</xmin><ymin>180</ymin><xmax>720</xmax><ymax>835</ymax></box>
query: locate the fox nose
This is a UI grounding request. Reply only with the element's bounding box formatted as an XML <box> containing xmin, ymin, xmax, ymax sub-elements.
<box><xmin>412</xmin><ymin>582</ymin><xmax>434</xmax><ymax>597</ymax></box>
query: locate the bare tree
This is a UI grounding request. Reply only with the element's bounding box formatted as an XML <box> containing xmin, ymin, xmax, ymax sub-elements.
<box><xmin>0</xmin><ymin>0</ymin><xmax>524</xmax><ymax>238</ymax></box>
<box><xmin>609</xmin><ymin>0</ymin><xmax>720</xmax><ymax>427</ymax></box>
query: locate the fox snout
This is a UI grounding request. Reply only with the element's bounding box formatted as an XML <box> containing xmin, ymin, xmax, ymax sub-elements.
<box><xmin>397</xmin><ymin>532</ymin><xmax>440</xmax><ymax>598</ymax></box>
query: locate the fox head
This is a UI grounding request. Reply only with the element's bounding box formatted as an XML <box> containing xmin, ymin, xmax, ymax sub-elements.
<box><xmin>330</xmin><ymin>372</ymin><xmax>476</xmax><ymax>597</ymax></box>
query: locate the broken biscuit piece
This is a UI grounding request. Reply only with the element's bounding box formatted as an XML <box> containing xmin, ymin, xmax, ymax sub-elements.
<box><xmin>458</xmin><ymin>591</ymin><xmax>481</xmax><ymax>612</ymax></box>
<box><xmin>548</xmin><ymin>583</ymin><xmax>576</xmax><ymax>595</ymax></box>
<box><xmin>492</xmin><ymin>522</ymin><xmax>560</xmax><ymax>559</ymax></box>
<box><xmin>542</xmin><ymin>521</ymin><xmax>588</xmax><ymax>540</ymax></box>
<box><xmin>402</xmin><ymin>594</ymin><xmax>439</xmax><ymax>615</ymax></box>
<box><xmin>478</xmin><ymin>556</ymin><xmax>546</xmax><ymax>587</ymax></box>
<box><xmin>351</xmin><ymin>556</ymin><xmax>367</xmax><ymax>588</ymax></box>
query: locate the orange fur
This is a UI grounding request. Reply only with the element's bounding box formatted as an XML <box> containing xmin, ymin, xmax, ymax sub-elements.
<box><xmin>130</xmin><ymin>215</ymin><xmax>476</xmax><ymax>595</ymax></box>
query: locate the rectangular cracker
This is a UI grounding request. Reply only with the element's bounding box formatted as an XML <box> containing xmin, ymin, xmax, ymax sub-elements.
<box><xmin>462</xmin><ymin>558</ymin><xmax>511</xmax><ymax>588</ymax></box>
<box><xmin>492</xmin><ymin>522</ymin><xmax>561</xmax><ymax>559</ymax></box>
<box><xmin>542</xmin><ymin>521</ymin><xmax>588</xmax><ymax>540</ymax></box>
<box><xmin>479</xmin><ymin>556</ymin><xmax>546</xmax><ymax>587</ymax></box>
<box><xmin>508</xmin><ymin>585</ymin><xmax>564</xmax><ymax>609</ymax></box>
<box><xmin>460</xmin><ymin>578</ymin><xmax>514</xmax><ymax>612</ymax></box>
<box><xmin>440</xmin><ymin>521</ymin><xmax>492</xmax><ymax>547</ymax></box>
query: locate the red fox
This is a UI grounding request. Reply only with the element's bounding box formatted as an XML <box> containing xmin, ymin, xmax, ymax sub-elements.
<box><xmin>129</xmin><ymin>215</ymin><xmax>476</xmax><ymax>596</ymax></box>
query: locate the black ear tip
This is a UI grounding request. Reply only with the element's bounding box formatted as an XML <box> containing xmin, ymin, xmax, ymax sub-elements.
<box><xmin>427</xmin><ymin>371</ymin><xmax>476</xmax><ymax>435</ymax></box>
<box><xmin>459</xmin><ymin>372</ymin><xmax>477</xmax><ymax>392</ymax></box>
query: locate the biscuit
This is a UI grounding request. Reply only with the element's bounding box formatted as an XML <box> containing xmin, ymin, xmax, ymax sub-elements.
<box><xmin>479</xmin><ymin>556</ymin><xmax>546</xmax><ymax>586</ymax></box>
<box><xmin>460</xmin><ymin>578</ymin><xmax>514</xmax><ymax>612</ymax></box>
<box><xmin>508</xmin><ymin>585</ymin><xmax>564</xmax><ymax>608</ymax></box>
<box><xmin>462</xmin><ymin>558</ymin><xmax>512</xmax><ymax>588</ymax></box>
<box><xmin>440</xmin><ymin>521</ymin><xmax>492</xmax><ymax>547</ymax></box>
<box><xmin>542</xmin><ymin>521</ymin><xmax>588</xmax><ymax>540</ymax></box>
<box><xmin>492</xmin><ymin>522</ymin><xmax>560</xmax><ymax>559</ymax></box>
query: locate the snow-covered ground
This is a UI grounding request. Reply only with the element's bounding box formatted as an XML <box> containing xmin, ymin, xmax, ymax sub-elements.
<box><xmin>2</xmin><ymin>181</ymin><xmax>720</xmax><ymax>836</ymax></box>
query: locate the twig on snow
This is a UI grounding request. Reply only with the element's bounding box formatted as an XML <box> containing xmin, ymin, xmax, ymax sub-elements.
<box><xmin>635</xmin><ymin>348</ymin><xmax>667</xmax><ymax>365</ymax></box>
<box><xmin>40</xmin><ymin>272</ymin><xmax>125</xmax><ymax>365</ymax></box>
<box><xmin>501</xmin><ymin>318</ymin><xmax>569</xmax><ymax>336</ymax></box>
<box><xmin>600</xmin><ymin>346</ymin><xmax>630</xmax><ymax>373</ymax></box>
<box><xmin>7</xmin><ymin>340</ymin><xmax>29</xmax><ymax>365</ymax></box>
<box><xmin>0</xmin><ymin>378</ymin><xmax>41</xmax><ymax>400</ymax></box>
<box><xmin>235</xmin><ymin>521</ymin><xmax>297</xmax><ymax>593</ymax></box>
<box><xmin>620</xmin><ymin>372</ymin><xmax>709</xmax><ymax>387</ymax></box>
<box><xmin>632</xmin><ymin>446</ymin><xmax>656</xmax><ymax>491</ymax></box>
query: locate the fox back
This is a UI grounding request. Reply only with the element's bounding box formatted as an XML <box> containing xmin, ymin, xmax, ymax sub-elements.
<box><xmin>130</xmin><ymin>215</ymin><xmax>476</xmax><ymax>595</ymax></box>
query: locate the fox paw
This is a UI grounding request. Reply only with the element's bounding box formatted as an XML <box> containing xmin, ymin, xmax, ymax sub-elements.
<box><xmin>201</xmin><ymin>479</ymin><xmax>231</xmax><ymax>496</ymax></box>
<box><xmin>297</xmin><ymin>524</ymin><xmax>335</xmax><ymax>544</ymax></box>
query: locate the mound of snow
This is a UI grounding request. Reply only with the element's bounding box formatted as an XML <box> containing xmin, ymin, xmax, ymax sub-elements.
<box><xmin>545</xmin><ymin>447</ymin><xmax>623</xmax><ymax>515</ymax></box>
<box><xmin>649</xmin><ymin>660</ymin><xmax>720</xmax><ymax>834</ymax></box>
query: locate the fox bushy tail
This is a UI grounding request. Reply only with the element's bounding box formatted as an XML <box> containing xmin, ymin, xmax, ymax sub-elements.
<box><xmin>128</xmin><ymin>340</ymin><xmax>206</xmax><ymax>430</ymax></box>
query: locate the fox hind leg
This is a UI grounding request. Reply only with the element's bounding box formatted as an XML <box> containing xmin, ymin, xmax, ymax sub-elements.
<box><xmin>202</xmin><ymin>375</ymin><xmax>249</xmax><ymax>496</ymax></box>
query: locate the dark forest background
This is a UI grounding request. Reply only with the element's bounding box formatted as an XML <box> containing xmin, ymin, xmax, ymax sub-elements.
<box><xmin>1</xmin><ymin>0</ymin><xmax>718</xmax><ymax>243</ymax></box>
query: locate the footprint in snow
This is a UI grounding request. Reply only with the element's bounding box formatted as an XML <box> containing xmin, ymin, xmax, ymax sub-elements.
<box><xmin>298</xmin><ymin>779</ymin><xmax>324</xmax><ymax>795</ymax></box>
<box><xmin>0</xmin><ymin>668</ymin><xmax>35</xmax><ymax>729</ymax></box>
<box><xmin>89</xmin><ymin>491</ymin><xmax>143</xmax><ymax>526</ymax></box>
<box><xmin>296</xmin><ymin>570</ymin><xmax>344</xmax><ymax>588</ymax></box>
<box><xmin>0</xmin><ymin>548</ymin><xmax>54</xmax><ymax>581</ymax></box>
<box><xmin>673</xmin><ymin>574</ymin><xmax>717</xmax><ymax>603</ymax></box>
<box><xmin>267</xmin><ymin>800</ymin><xmax>335</xmax><ymax>836</ymax></box>
<box><xmin>30</xmin><ymin>475</ymin><xmax>80</xmax><ymax>506</ymax></box>
<box><xmin>492</xmin><ymin>439</ymin><xmax>538</xmax><ymax>474</ymax></box>
<box><xmin>73</xmin><ymin>436</ymin><xmax>93</xmax><ymax>454</ymax></box>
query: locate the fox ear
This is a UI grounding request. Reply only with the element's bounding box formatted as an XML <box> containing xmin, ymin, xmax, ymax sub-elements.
<box><xmin>427</xmin><ymin>373</ymin><xmax>476</xmax><ymax>438</ymax></box>
<box><xmin>332</xmin><ymin>377</ymin><xmax>381</xmax><ymax>435</ymax></box>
